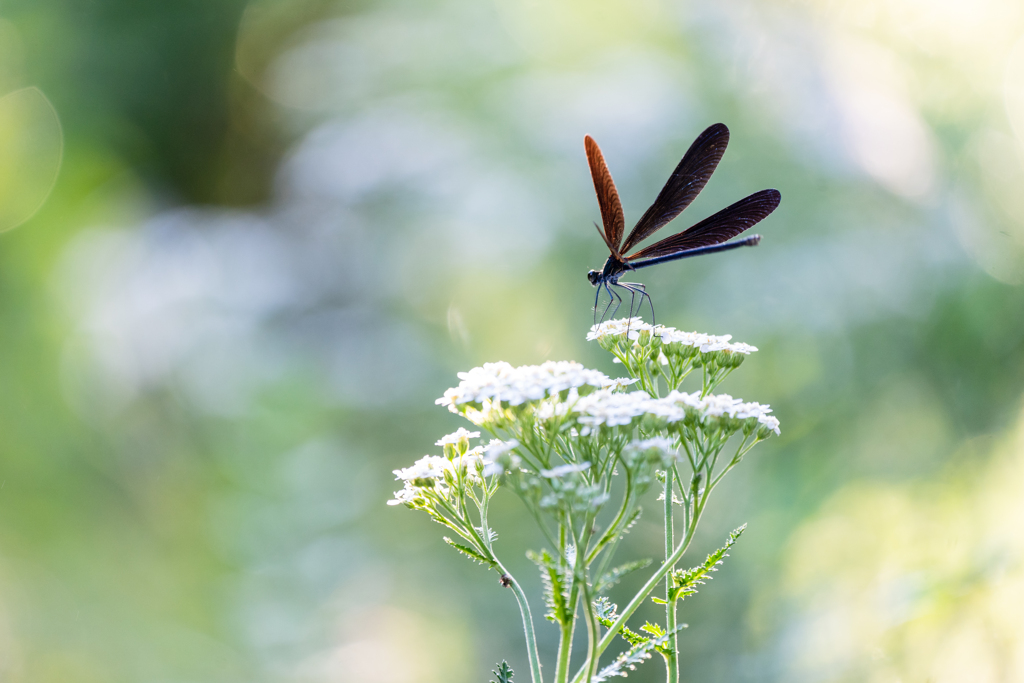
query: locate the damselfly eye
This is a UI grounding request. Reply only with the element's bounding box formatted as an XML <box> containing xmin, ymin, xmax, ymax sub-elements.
<box><xmin>587</xmin><ymin>270</ymin><xmax>600</xmax><ymax>285</ymax></box>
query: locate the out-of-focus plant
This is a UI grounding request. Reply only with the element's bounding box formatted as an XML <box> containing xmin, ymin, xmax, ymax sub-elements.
<box><xmin>389</xmin><ymin>318</ymin><xmax>781</xmax><ymax>683</ymax></box>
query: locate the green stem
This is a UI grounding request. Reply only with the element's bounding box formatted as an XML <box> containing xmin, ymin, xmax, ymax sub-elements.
<box><xmin>553</xmin><ymin>622</ymin><xmax>573</xmax><ymax>683</ymax></box>
<box><xmin>570</xmin><ymin>519</ymin><xmax>600</xmax><ymax>683</ymax></box>
<box><xmin>496</xmin><ymin>560</ymin><xmax>544</xmax><ymax>683</ymax></box>
<box><xmin>664</xmin><ymin>467</ymin><xmax>679</xmax><ymax>683</ymax></box>
<box><xmin>580</xmin><ymin>573</ymin><xmax>600</xmax><ymax>683</ymax></box>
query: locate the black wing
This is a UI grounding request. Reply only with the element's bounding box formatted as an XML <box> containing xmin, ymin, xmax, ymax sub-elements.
<box><xmin>626</xmin><ymin>189</ymin><xmax>780</xmax><ymax>260</ymax></box>
<box><xmin>584</xmin><ymin>135</ymin><xmax>625</xmax><ymax>257</ymax></box>
<box><xmin>620</xmin><ymin>123</ymin><xmax>730</xmax><ymax>255</ymax></box>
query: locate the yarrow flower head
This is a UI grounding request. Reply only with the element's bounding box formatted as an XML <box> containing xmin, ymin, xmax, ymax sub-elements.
<box><xmin>435</xmin><ymin>427</ymin><xmax>480</xmax><ymax>447</ymax></box>
<box><xmin>393</xmin><ymin>455</ymin><xmax>450</xmax><ymax>483</ymax></box>
<box><xmin>574</xmin><ymin>390</ymin><xmax>655</xmax><ymax>432</ymax></box>
<box><xmin>590</xmin><ymin>319</ymin><xmax>758</xmax><ymax>367</ymax></box>
<box><xmin>436</xmin><ymin>361</ymin><xmax>619</xmax><ymax>409</ymax></box>
<box><xmin>389</xmin><ymin>455</ymin><xmax>456</xmax><ymax>507</ymax></box>
<box><xmin>657</xmin><ymin>391</ymin><xmax>781</xmax><ymax>437</ymax></box>
<box><xmin>587</xmin><ymin>318</ymin><xmax>653</xmax><ymax>345</ymax></box>
<box><xmin>386</xmin><ymin>486</ymin><xmax>419</xmax><ymax>507</ymax></box>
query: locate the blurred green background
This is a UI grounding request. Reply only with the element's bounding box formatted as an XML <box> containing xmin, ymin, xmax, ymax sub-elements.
<box><xmin>2</xmin><ymin>0</ymin><xmax>1024</xmax><ymax>681</ymax></box>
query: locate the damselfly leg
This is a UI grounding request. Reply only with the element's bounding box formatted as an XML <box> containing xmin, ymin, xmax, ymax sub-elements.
<box><xmin>602</xmin><ymin>282</ymin><xmax>623</xmax><ymax>322</ymax></box>
<box><xmin>613</xmin><ymin>281</ymin><xmax>655</xmax><ymax>327</ymax></box>
<box><xmin>594</xmin><ymin>281</ymin><xmax>621</xmax><ymax>325</ymax></box>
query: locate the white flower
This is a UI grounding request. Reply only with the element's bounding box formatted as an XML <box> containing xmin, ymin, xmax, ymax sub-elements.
<box><xmin>758</xmin><ymin>414</ymin><xmax>781</xmax><ymax>435</ymax></box>
<box><xmin>658</xmin><ymin>328</ymin><xmax>707</xmax><ymax>346</ymax></box>
<box><xmin>575</xmin><ymin>390</ymin><xmax>654</xmax><ymax>429</ymax></box>
<box><xmin>540</xmin><ymin>461</ymin><xmax>591</xmax><ymax>478</ymax></box>
<box><xmin>733</xmin><ymin>401</ymin><xmax>771</xmax><ymax>420</ymax></box>
<box><xmin>656</xmin><ymin>328</ymin><xmax>757</xmax><ymax>356</ymax></box>
<box><xmin>393</xmin><ymin>455</ymin><xmax>450</xmax><ymax>481</ymax></box>
<box><xmin>436</xmin><ymin>361</ymin><xmax>614</xmax><ymax>407</ymax></box>
<box><xmin>702</xmin><ymin>393</ymin><xmax>743</xmax><ymax>418</ymax></box>
<box><xmin>482</xmin><ymin>439</ymin><xmax>521</xmax><ymax>476</ymax></box>
<box><xmin>435</xmin><ymin>427</ymin><xmax>480</xmax><ymax>446</ymax></box>
<box><xmin>699</xmin><ymin>335</ymin><xmax>734</xmax><ymax>353</ymax></box>
<box><xmin>653</xmin><ymin>391</ymin><xmax>781</xmax><ymax>434</ymax></box>
<box><xmin>661</xmin><ymin>390</ymin><xmax>704</xmax><ymax>411</ymax></box>
<box><xmin>586</xmin><ymin>317</ymin><xmax>652</xmax><ymax>342</ymax></box>
<box><xmin>731</xmin><ymin>401</ymin><xmax>781</xmax><ymax>435</ymax></box>
<box><xmin>643</xmin><ymin>393</ymin><xmax>690</xmax><ymax>422</ymax></box>
<box><xmin>726</xmin><ymin>342</ymin><xmax>758</xmax><ymax>355</ymax></box>
<box><xmin>387</xmin><ymin>486</ymin><xmax>419</xmax><ymax>506</ymax></box>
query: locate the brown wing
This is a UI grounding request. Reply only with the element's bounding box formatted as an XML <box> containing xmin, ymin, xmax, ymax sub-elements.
<box><xmin>585</xmin><ymin>135</ymin><xmax>625</xmax><ymax>257</ymax></box>
<box><xmin>620</xmin><ymin>123</ymin><xmax>730</xmax><ymax>255</ymax></box>
<box><xmin>626</xmin><ymin>189</ymin><xmax>780</xmax><ymax>260</ymax></box>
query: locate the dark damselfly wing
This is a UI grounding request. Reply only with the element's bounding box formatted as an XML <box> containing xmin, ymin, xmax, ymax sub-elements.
<box><xmin>626</xmin><ymin>189</ymin><xmax>781</xmax><ymax>261</ymax></box>
<box><xmin>584</xmin><ymin>135</ymin><xmax>625</xmax><ymax>257</ymax></box>
<box><xmin>619</xmin><ymin>123</ymin><xmax>731</xmax><ymax>255</ymax></box>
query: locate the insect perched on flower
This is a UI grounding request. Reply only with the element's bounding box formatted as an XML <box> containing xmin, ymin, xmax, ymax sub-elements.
<box><xmin>585</xmin><ymin>124</ymin><xmax>781</xmax><ymax>323</ymax></box>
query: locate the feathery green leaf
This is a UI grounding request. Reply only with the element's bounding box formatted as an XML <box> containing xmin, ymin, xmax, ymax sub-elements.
<box><xmin>591</xmin><ymin>625</ymin><xmax>686</xmax><ymax>681</ymax></box>
<box><xmin>444</xmin><ymin>537</ymin><xmax>494</xmax><ymax>567</ymax></box>
<box><xmin>490</xmin><ymin>660</ymin><xmax>514</xmax><ymax>683</ymax></box>
<box><xmin>528</xmin><ymin>549</ymin><xmax>571</xmax><ymax>626</ymax></box>
<box><xmin>669</xmin><ymin>525</ymin><xmax>745</xmax><ymax>602</ymax></box>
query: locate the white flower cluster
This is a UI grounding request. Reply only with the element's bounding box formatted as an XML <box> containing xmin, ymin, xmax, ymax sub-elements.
<box><xmin>389</xmin><ymin>454</ymin><xmax>455</xmax><ymax>505</ymax></box>
<box><xmin>388</xmin><ymin>437</ymin><xmax>524</xmax><ymax>505</ymax></box>
<box><xmin>561</xmin><ymin>387</ymin><xmax>780</xmax><ymax>435</ymax></box>
<box><xmin>575</xmin><ymin>390</ymin><xmax>661</xmax><ymax>429</ymax></box>
<box><xmin>664</xmin><ymin>391</ymin><xmax>781</xmax><ymax>434</ymax></box>
<box><xmin>660</xmin><ymin>329</ymin><xmax>757</xmax><ymax>355</ymax></box>
<box><xmin>436</xmin><ymin>361</ymin><xmax>623</xmax><ymax>408</ymax></box>
<box><xmin>393</xmin><ymin>454</ymin><xmax>451</xmax><ymax>482</ymax></box>
<box><xmin>586</xmin><ymin>318</ymin><xmax>758</xmax><ymax>356</ymax></box>
<box><xmin>435</xmin><ymin>427</ymin><xmax>480</xmax><ymax>446</ymax></box>
<box><xmin>586</xmin><ymin>318</ymin><xmax>650</xmax><ymax>341</ymax></box>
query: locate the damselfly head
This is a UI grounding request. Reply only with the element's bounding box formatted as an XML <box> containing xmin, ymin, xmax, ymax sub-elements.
<box><xmin>587</xmin><ymin>269</ymin><xmax>601</xmax><ymax>286</ymax></box>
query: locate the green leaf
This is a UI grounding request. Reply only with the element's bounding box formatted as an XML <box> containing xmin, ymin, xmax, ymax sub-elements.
<box><xmin>593</xmin><ymin>596</ymin><xmax>617</xmax><ymax>621</ymax></box>
<box><xmin>640</xmin><ymin>622</ymin><xmax>665</xmax><ymax>638</ymax></box>
<box><xmin>593</xmin><ymin>598</ymin><xmax>658</xmax><ymax>652</ymax></box>
<box><xmin>669</xmin><ymin>525</ymin><xmax>744</xmax><ymax>602</ymax></box>
<box><xmin>528</xmin><ymin>549</ymin><xmax>571</xmax><ymax>626</ymax></box>
<box><xmin>592</xmin><ymin>625</ymin><xmax>687</xmax><ymax>681</ymax></box>
<box><xmin>490</xmin><ymin>660</ymin><xmax>514</xmax><ymax>683</ymax></box>
<box><xmin>594</xmin><ymin>558</ymin><xmax>653</xmax><ymax>594</ymax></box>
<box><xmin>443</xmin><ymin>537</ymin><xmax>494</xmax><ymax>567</ymax></box>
